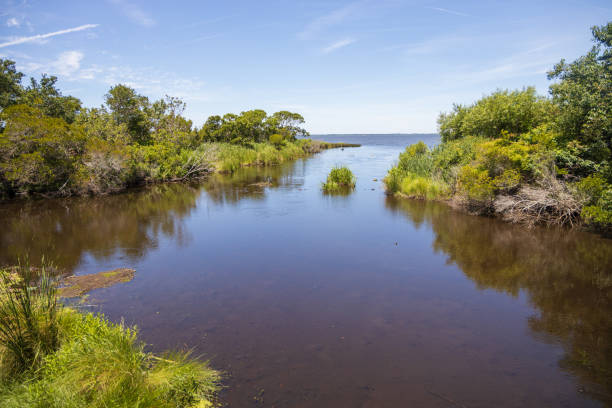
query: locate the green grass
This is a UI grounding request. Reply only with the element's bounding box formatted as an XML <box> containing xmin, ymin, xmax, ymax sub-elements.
<box><xmin>0</xmin><ymin>263</ymin><xmax>221</xmax><ymax>408</ymax></box>
<box><xmin>213</xmin><ymin>140</ymin><xmax>310</xmax><ymax>172</ymax></box>
<box><xmin>398</xmin><ymin>174</ymin><xmax>449</xmax><ymax>200</ymax></box>
<box><xmin>322</xmin><ymin>166</ymin><xmax>356</xmax><ymax>192</ymax></box>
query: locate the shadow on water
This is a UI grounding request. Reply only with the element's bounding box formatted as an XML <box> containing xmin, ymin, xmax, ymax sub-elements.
<box><xmin>386</xmin><ymin>196</ymin><xmax>612</xmax><ymax>403</ymax></box>
<box><xmin>0</xmin><ymin>161</ymin><xmax>301</xmax><ymax>272</ymax></box>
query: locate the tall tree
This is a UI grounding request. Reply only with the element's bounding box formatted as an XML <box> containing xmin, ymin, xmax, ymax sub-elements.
<box><xmin>21</xmin><ymin>75</ymin><xmax>82</xmax><ymax>124</ymax></box>
<box><xmin>548</xmin><ymin>22</ymin><xmax>612</xmax><ymax>165</ymax></box>
<box><xmin>0</xmin><ymin>58</ymin><xmax>24</xmax><ymax>110</ymax></box>
<box><xmin>105</xmin><ymin>84</ymin><xmax>151</xmax><ymax>144</ymax></box>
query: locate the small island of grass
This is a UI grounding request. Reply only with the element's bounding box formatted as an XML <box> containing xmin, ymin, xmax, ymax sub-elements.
<box><xmin>322</xmin><ymin>166</ymin><xmax>356</xmax><ymax>192</ymax></box>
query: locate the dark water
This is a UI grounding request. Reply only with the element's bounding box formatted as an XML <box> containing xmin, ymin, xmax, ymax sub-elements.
<box><xmin>1</xmin><ymin>134</ymin><xmax>611</xmax><ymax>407</ymax></box>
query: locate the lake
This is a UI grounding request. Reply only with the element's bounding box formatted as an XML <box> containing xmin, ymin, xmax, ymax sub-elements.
<box><xmin>0</xmin><ymin>134</ymin><xmax>610</xmax><ymax>407</ymax></box>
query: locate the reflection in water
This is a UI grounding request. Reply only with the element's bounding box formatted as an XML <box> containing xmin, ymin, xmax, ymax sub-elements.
<box><xmin>0</xmin><ymin>183</ymin><xmax>202</xmax><ymax>270</ymax></box>
<box><xmin>203</xmin><ymin>160</ymin><xmax>304</xmax><ymax>205</ymax></box>
<box><xmin>0</xmin><ymin>162</ymin><xmax>303</xmax><ymax>272</ymax></box>
<box><xmin>386</xmin><ymin>197</ymin><xmax>612</xmax><ymax>402</ymax></box>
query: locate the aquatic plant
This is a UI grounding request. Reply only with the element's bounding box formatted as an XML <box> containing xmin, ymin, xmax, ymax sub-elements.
<box><xmin>322</xmin><ymin>166</ymin><xmax>356</xmax><ymax>192</ymax></box>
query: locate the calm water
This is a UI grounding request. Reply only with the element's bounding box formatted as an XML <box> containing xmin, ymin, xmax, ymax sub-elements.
<box><xmin>1</xmin><ymin>134</ymin><xmax>611</xmax><ymax>407</ymax></box>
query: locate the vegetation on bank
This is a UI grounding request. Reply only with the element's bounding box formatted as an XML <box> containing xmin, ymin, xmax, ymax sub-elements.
<box><xmin>385</xmin><ymin>22</ymin><xmax>612</xmax><ymax>232</ymax></box>
<box><xmin>322</xmin><ymin>166</ymin><xmax>356</xmax><ymax>192</ymax></box>
<box><xmin>0</xmin><ymin>59</ymin><xmax>353</xmax><ymax>199</ymax></box>
<box><xmin>0</xmin><ymin>262</ymin><xmax>221</xmax><ymax>407</ymax></box>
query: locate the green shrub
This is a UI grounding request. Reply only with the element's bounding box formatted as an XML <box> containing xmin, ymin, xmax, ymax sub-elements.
<box><xmin>437</xmin><ymin>87</ymin><xmax>555</xmax><ymax>142</ymax></box>
<box><xmin>269</xmin><ymin>133</ymin><xmax>283</xmax><ymax>146</ymax></box>
<box><xmin>322</xmin><ymin>166</ymin><xmax>356</xmax><ymax>192</ymax></box>
<box><xmin>397</xmin><ymin>141</ymin><xmax>433</xmax><ymax>177</ymax></box>
<box><xmin>0</xmin><ymin>105</ymin><xmax>85</xmax><ymax>196</ymax></box>
<box><xmin>457</xmin><ymin>165</ymin><xmax>496</xmax><ymax>201</ymax></box>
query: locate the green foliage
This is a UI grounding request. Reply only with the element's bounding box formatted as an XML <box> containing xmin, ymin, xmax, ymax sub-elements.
<box><xmin>398</xmin><ymin>174</ymin><xmax>449</xmax><ymax>199</ymax></box>
<box><xmin>20</xmin><ymin>75</ymin><xmax>82</xmax><ymax>124</ymax></box>
<box><xmin>576</xmin><ymin>174</ymin><xmax>612</xmax><ymax>230</ymax></box>
<box><xmin>457</xmin><ymin>165</ymin><xmax>496</xmax><ymax>201</ymax></box>
<box><xmin>0</xmin><ymin>261</ymin><xmax>59</xmax><ymax>378</ymax></box>
<box><xmin>438</xmin><ymin>87</ymin><xmax>554</xmax><ymax>142</ymax></box>
<box><xmin>0</xmin><ymin>59</ymin><xmax>24</xmax><ymax>110</ymax></box>
<box><xmin>198</xmin><ymin>110</ymin><xmax>308</xmax><ymax>144</ymax></box>
<box><xmin>0</xmin><ymin>262</ymin><xmax>221</xmax><ymax>407</ymax></box>
<box><xmin>0</xmin><ymin>105</ymin><xmax>85</xmax><ymax>196</ymax></box>
<box><xmin>396</xmin><ymin>141</ymin><xmax>433</xmax><ymax>176</ymax></box>
<box><xmin>269</xmin><ymin>133</ymin><xmax>283</xmax><ymax>146</ymax></box>
<box><xmin>390</xmin><ymin>23</ymin><xmax>612</xmax><ymax>230</ymax></box>
<box><xmin>322</xmin><ymin>166</ymin><xmax>356</xmax><ymax>192</ymax></box>
<box><xmin>548</xmin><ymin>22</ymin><xmax>612</xmax><ymax>165</ymax></box>
<box><xmin>105</xmin><ymin>84</ymin><xmax>151</xmax><ymax>144</ymax></box>
<box><xmin>0</xmin><ymin>59</ymin><xmax>314</xmax><ymax>199</ymax></box>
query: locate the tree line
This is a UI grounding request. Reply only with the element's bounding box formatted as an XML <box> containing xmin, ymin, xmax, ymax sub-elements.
<box><xmin>0</xmin><ymin>62</ymin><xmax>309</xmax><ymax>198</ymax></box>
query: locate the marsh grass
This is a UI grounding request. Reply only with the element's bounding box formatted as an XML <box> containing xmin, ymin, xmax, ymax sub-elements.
<box><xmin>0</xmin><ymin>262</ymin><xmax>221</xmax><ymax>407</ymax></box>
<box><xmin>322</xmin><ymin>166</ymin><xmax>356</xmax><ymax>192</ymax></box>
<box><xmin>214</xmin><ymin>141</ymin><xmax>309</xmax><ymax>172</ymax></box>
<box><xmin>398</xmin><ymin>174</ymin><xmax>449</xmax><ymax>200</ymax></box>
<box><xmin>0</xmin><ymin>261</ymin><xmax>59</xmax><ymax>378</ymax></box>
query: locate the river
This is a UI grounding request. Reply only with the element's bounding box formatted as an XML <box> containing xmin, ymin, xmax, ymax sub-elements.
<box><xmin>0</xmin><ymin>134</ymin><xmax>610</xmax><ymax>407</ymax></box>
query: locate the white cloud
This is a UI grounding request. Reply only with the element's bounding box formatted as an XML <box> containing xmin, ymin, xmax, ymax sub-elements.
<box><xmin>322</xmin><ymin>38</ymin><xmax>356</xmax><ymax>54</ymax></box>
<box><xmin>54</xmin><ymin>51</ymin><xmax>84</xmax><ymax>76</ymax></box>
<box><xmin>6</xmin><ymin>18</ymin><xmax>20</xmax><ymax>27</ymax></box>
<box><xmin>109</xmin><ymin>0</ymin><xmax>155</xmax><ymax>27</ymax></box>
<box><xmin>0</xmin><ymin>24</ymin><xmax>99</xmax><ymax>48</ymax></box>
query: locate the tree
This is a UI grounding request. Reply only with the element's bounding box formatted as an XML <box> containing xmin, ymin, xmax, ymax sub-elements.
<box><xmin>269</xmin><ymin>111</ymin><xmax>308</xmax><ymax>140</ymax></box>
<box><xmin>0</xmin><ymin>58</ymin><xmax>24</xmax><ymax>110</ymax></box>
<box><xmin>548</xmin><ymin>22</ymin><xmax>612</xmax><ymax>166</ymax></box>
<box><xmin>21</xmin><ymin>75</ymin><xmax>82</xmax><ymax>124</ymax></box>
<box><xmin>0</xmin><ymin>105</ymin><xmax>85</xmax><ymax>195</ymax></box>
<box><xmin>105</xmin><ymin>84</ymin><xmax>151</xmax><ymax>144</ymax></box>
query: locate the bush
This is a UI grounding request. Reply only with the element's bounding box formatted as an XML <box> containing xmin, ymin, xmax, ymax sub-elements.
<box><xmin>437</xmin><ymin>88</ymin><xmax>555</xmax><ymax>142</ymax></box>
<box><xmin>322</xmin><ymin>166</ymin><xmax>356</xmax><ymax>192</ymax></box>
<box><xmin>269</xmin><ymin>133</ymin><xmax>283</xmax><ymax>146</ymax></box>
<box><xmin>0</xmin><ymin>105</ymin><xmax>85</xmax><ymax>196</ymax></box>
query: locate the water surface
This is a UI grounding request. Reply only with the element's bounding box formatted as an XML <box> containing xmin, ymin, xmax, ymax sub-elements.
<box><xmin>1</xmin><ymin>134</ymin><xmax>611</xmax><ymax>407</ymax></box>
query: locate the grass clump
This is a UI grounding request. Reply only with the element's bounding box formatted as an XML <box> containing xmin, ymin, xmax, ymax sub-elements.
<box><xmin>322</xmin><ymin>166</ymin><xmax>356</xmax><ymax>192</ymax></box>
<box><xmin>0</xmin><ymin>262</ymin><xmax>221</xmax><ymax>407</ymax></box>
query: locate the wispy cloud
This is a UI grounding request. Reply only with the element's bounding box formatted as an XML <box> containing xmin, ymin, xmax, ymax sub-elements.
<box><xmin>299</xmin><ymin>1</ymin><xmax>364</xmax><ymax>39</ymax></box>
<box><xmin>322</xmin><ymin>38</ymin><xmax>356</xmax><ymax>54</ymax></box>
<box><xmin>109</xmin><ymin>0</ymin><xmax>155</xmax><ymax>27</ymax></box>
<box><xmin>426</xmin><ymin>7</ymin><xmax>469</xmax><ymax>17</ymax></box>
<box><xmin>0</xmin><ymin>24</ymin><xmax>99</xmax><ymax>48</ymax></box>
<box><xmin>54</xmin><ymin>51</ymin><xmax>84</xmax><ymax>76</ymax></box>
<box><xmin>6</xmin><ymin>17</ymin><xmax>19</xmax><ymax>27</ymax></box>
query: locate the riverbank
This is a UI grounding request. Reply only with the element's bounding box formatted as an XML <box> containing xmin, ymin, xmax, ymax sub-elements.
<box><xmin>0</xmin><ymin>264</ymin><xmax>221</xmax><ymax>408</ymax></box>
<box><xmin>384</xmin><ymin>23</ymin><xmax>611</xmax><ymax>234</ymax></box>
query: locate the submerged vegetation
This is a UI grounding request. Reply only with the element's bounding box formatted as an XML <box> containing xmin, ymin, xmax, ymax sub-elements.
<box><xmin>385</xmin><ymin>22</ymin><xmax>612</xmax><ymax>232</ymax></box>
<box><xmin>0</xmin><ymin>262</ymin><xmax>220</xmax><ymax>407</ymax></box>
<box><xmin>322</xmin><ymin>166</ymin><xmax>356</xmax><ymax>192</ymax></box>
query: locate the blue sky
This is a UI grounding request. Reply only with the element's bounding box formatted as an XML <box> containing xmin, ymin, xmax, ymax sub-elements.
<box><xmin>0</xmin><ymin>0</ymin><xmax>610</xmax><ymax>133</ymax></box>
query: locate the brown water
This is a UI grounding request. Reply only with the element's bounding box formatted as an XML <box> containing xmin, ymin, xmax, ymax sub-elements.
<box><xmin>1</xmin><ymin>134</ymin><xmax>611</xmax><ymax>407</ymax></box>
